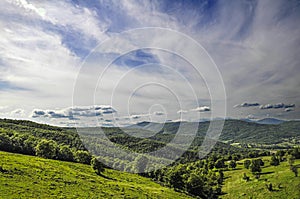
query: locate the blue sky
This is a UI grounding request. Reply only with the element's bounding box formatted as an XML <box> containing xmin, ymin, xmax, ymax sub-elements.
<box><xmin>0</xmin><ymin>0</ymin><xmax>299</xmax><ymax>126</ymax></box>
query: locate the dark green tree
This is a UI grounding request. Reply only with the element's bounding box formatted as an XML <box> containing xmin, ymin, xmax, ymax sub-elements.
<box><xmin>287</xmin><ymin>155</ymin><xmax>295</xmax><ymax>166</ymax></box>
<box><xmin>74</xmin><ymin>150</ymin><xmax>92</xmax><ymax>164</ymax></box>
<box><xmin>242</xmin><ymin>173</ymin><xmax>250</xmax><ymax>182</ymax></box>
<box><xmin>290</xmin><ymin>166</ymin><xmax>298</xmax><ymax>177</ymax></box>
<box><xmin>35</xmin><ymin>139</ymin><xmax>58</xmax><ymax>159</ymax></box>
<box><xmin>215</xmin><ymin>158</ymin><xmax>225</xmax><ymax>169</ymax></box>
<box><xmin>250</xmin><ymin>159</ymin><xmax>262</xmax><ymax>173</ymax></box>
<box><xmin>0</xmin><ymin>133</ymin><xmax>12</xmax><ymax>152</ymax></box>
<box><xmin>244</xmin><ymin>159</ymin><xmax>251</xmax><ymax>169</ymax></box>
<box><xmin>228</xmin><ymin>160</ymin><xmax>237</xmax><ymax>169</ymax></box>
<box><xmin>58</xmin><ymin>145</ymin><xmax>74</xmax><ymax>162</ymax></box>
<box><xmin>270</xmin><ymin>155</ymin><xmax>280</xmax><ymax>166</ymax></box>
<box><xmin>91</xmin><ymin>157</ymin><xmax>105</xmax><ymax>175</ymax></box>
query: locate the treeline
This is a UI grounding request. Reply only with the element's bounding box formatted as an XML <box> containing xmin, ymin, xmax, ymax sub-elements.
<box><xmin>0</xmin><ymin>120</ymin><xmax>105</xmax><ymax>175</ymax></box>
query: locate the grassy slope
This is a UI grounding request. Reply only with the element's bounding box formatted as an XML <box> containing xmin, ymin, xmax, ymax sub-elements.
<box><xmin>0</xmin><ymin>151</ymin><xmax>192</xmax><ymax>199</ymax></box>
<box><xmin>221</xmin><ymin>157</ymin><xmax>300</xmax><ymax>199</ymax></box>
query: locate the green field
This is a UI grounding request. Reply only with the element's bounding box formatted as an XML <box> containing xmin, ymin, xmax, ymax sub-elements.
<box><xmin>0</xmin><ymin>151</ymin><xmax>192</xmax><ymax>199</ymax></box>
<box><xmin>221</xmin><ymin>157</ymin><xmax>300</xmax><ymax>199</ymax></box>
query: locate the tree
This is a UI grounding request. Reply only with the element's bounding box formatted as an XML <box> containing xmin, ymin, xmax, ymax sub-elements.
<box><xmin>74</xmin><ymin>150</ymin><xmax>92</xmax><ymax>164</ymax></box>
<box><xmin>166</xmin><ymin>164</ymin><xmax>186</xmax><ymax>190</ymax></box>
<box><xmin>58</xmin><ymin>145</ymin><xmax>74</xmax><ymax>162</ymax></box>
<box><xmin>185</xmin><ymin>170</ymin><xmax>205</xmax><ymax>197</ymax></box>
<box><xmin>228</xmin><ymin>160</ymin><xmax>237</xmax><ymax>169</ymax></box>
<box><xmin>276</xmin><ymin>150</ymin><xmax>285</xmax><ymax>162</ymax></box>
<box><xmin>250</xmin><ymin>159</ymin><xmax>261</xmax><ymax>173</ymax></box>
<box><xmin>244</xmin><ymin>160</ymin><xmax>251</xmax><ymax>169</ymax></box>
<box><xmin>270</xmin><ymin>155</ymin><xmax>280</xmax><ymax>166</ymax></box>
<box><xmin>290</xmin><ymin>166</ymin><xmax>298</xmax><ymax>177</ymax></box>
<box><xmin>0</xmin><ymin>133</ymin><xmax>12</xmax><ymax>152</ymax></box>
<box><xmin>23</xmin><ymin>136</ymin><xmax>37</xmax><ymax>155</ymax></box>
<box><xmin>291</xmin><ymin>148</ymin><xmax>300</xmax><ymax>159</ymax></box>
<box><xmin>287</xmin><ymin>155</ymin><xmax>295</xmax><ymax>166</ymax></box>
<box><xmin>257</xmin><ymin>158</ymin><xmax>264</xmax><ymax>166</ymax></box>
<box><xmin>35</xmin><ymin>139</ymin><xmax>58</xmax><ymax>159</ymax></box>
<box><xmin>215</xmin><ymin>158</ymin><xmax>225</xmax><ymax>169</ymax></box>
<box><xmin>266</xmin><ymin>183</ymin><xmax>273</xmax><ymax>191</ymax></box>
<box><xmin>242</xmin><ymin>173</ymin><xmax>249</xmax><ymax>182</ymax></box>
<box><xmin>91</xmin><ymin>157</ymin><xmax>105</xmax><ymax>175</ymax></box>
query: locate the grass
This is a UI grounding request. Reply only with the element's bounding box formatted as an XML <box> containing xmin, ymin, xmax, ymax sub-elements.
<box><xmin>221</xmin><ymin>156</ymin><xmax>300</xmax><ymax>199</ymax></box>
<box><xmin>0</xmin><ymin>151</ymin><xmax>193</xmax><ymax>199</ymax></box>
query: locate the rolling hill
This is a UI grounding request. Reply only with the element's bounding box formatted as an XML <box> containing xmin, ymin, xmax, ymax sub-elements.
<box><xmin>126</xmin><ymin>119</ymin><xmax>300</xmax><ymax>145</ymax></box>
<box><xmin>0</xmin><ymin>151</ymin><xmax>192</xmax><ymax>199</ymax></box>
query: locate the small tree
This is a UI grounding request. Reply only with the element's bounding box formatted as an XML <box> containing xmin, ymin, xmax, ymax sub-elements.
<box><xmin>276</xmin><ymin>150</ymin><xmax>285</xmax><ymax>162</ymax></box>
<box><xmin>91</xmin><ymin>157</ymin><xmax>105</xmax><ymax>175</ymax></box>
<box><xmin>287</xmin><ymin>155</ymin><xmax>295</xmax><ymax>166</ymax></box>
<box><xmin>215</xmin><ymin>158</ymin><xmax>226</xmax><ymax>169</ymax></box>
<box><xmin>290</xmin><ymin>166</ymin><xmax>298</xmax><ymax>177</ymax></box>
<box><xmin>270</xmin><ymin>155</ymin><xmax>280</xmax><ymax>166</ymax></box>
<box><xmin>266</xmin><ymin>183</ymin><xmax>273</xmax><ymax>191</ymax></box>
<box><xmin>244</xmin><ymin>160</ymin><xmax>251</xmax><ymax>169</ymax></box>
<box><xmin>242</xmin><ymin>173</ymin><xmax>250</xmax><ymax>182</ymax></box>
<box><xmin>229</xmin><ymin>160</ymin><xmax>237</xmax><ymax>169</ymax></box>
<box><xmin>250</xmin><ymin>159</ymin><xmax>261</xmax><ymax>174</ymax></box>
<box><xmin>257</xmin><ymin>158</ymin><xmax>264</xmax><ymax>166</ymax></box>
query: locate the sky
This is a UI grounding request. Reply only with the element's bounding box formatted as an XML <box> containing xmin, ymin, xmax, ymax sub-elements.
<box><xmin>0</xmin><ymin>0</ymin><xmax>300</xmax><ymax>127</ymax></box>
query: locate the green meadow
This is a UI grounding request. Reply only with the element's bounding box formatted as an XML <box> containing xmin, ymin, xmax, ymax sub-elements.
<box><xmin>221</xmin><ymin>157</ymin><xmax>300</xmax><ymax>199</ymax></box>
<box><xmin>0</xmin><ymin>151</ymin><xmax>192</xmax><ymax>199</ymax></box>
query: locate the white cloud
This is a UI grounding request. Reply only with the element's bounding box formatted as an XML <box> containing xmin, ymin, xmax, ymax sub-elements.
<box><xmin>153</xmin><ymin>111</ymin><xmax>164</xmax><ymax>116</ymax></box>
<box><xmin>285</xmin><ymin>108</ymin><xmax>294</xmax><ymax>112</ymax></box>
<box><xmin>234</xmin><ymin>102</ymin><xmax>260</xmax><ymax>108</ymax></box>
<box><xmin>177</xmin><ymin>110</ymin><xmax>188</xmax><ymax>114</ymax></box>
<box><xmin>30</xmin><ymin>105</ymin><xmax>116</xmax><ymax>120</ymax></box>
<box><xmin>260</xmin><ymin>103</ymin><xmax>295</xmax><ymax>110</ymax></box>
<box><xmin>191</xmin><ymin>106</ymin><xmax>210</xmax><ymax>112</ymax></box>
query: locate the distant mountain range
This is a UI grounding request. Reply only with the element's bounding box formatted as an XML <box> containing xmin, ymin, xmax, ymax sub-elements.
<box><xmin>241</xmin><ymin>118</ymin><xmax>285</xmax><ymax>125</ymax></box>
<box><xmin>127</xmin><ymin>118</ymin><xmax>300</xmax><ymax>145</ymax></box>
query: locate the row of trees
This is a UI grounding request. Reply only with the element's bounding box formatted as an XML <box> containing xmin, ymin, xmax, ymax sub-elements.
<box><xmin>0</xmin><ymin>128</ymin><xmax>105</xmax><ymax>175</ymax></box>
